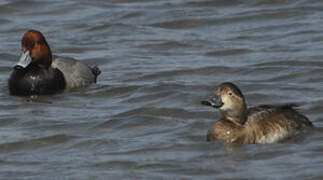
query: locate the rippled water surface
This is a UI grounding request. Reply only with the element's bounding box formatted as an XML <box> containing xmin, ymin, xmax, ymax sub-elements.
<box><xmin>1</xmin><ymin>0</ymin><xmax>323</xmax><ymax>179</ymax></box>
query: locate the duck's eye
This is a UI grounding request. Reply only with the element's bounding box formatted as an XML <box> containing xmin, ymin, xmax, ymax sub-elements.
<box><xmin>228</xmin><ymin>92</ymin><xmax>232</xmax><ymax>96</ymax></box>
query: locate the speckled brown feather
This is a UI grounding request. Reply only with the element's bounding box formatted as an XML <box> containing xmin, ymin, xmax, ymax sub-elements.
<box><xmin>205</xmin><ymin>83</ymin><xmax>312</xmax><ymax>144</ymax></box>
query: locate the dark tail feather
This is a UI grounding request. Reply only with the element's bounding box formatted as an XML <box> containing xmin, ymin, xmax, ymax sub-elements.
<box><xmin>91</xmin><ymin>66</ymin><xmax>101</xmax><ymax>82</ymax></box>
<box><xmin>307</xmin><ymin>120</ymin><xmax>313</xmax><ymax>127</ymax></box>
<box><xmin>288</xmin><ymin>103</ymin><xmax>298</xmax><ymax>107</ymax></box>
<box><xmin>281</xmin><ymin>103</ymin><xmax>299</xmax><ymax>110</ymax></box>
<box><xmin>282</xmin><ymin>103</ymin><xmax>313</xmax><ymax>127</ymax></box>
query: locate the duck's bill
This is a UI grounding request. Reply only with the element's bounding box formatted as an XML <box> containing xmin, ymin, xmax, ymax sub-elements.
<box><xmin>16</xmin><ymin>51</ymin><xmax>32</xmax><ymax>68</ymax></box>
<box><xmin>201</xmin><ymin>95</ymin><xmax>223</xmax><ymax>108</ymax></box>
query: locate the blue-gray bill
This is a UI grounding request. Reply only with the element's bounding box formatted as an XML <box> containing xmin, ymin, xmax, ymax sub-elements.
<box><xmin>16</xmin><ymin>50</ymin><xmax>32</xmax><ymax>68</ymax></box>
<box><xmin>201</xmin><ymin>95</ymin><xmax>223</xmax><ymax>108</ymax></box>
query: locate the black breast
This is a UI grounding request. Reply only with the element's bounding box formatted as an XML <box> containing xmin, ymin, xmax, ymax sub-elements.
<box><xmin>8</xmin><ymin>66</ymin><xmax>66</xmax><ymax>96</ymax></box>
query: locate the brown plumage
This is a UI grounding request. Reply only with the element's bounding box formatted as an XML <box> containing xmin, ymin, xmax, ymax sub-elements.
<box><xmin>21</xmin><ymin>30</ymin><xmax>53</xmax><ymax>69</ymax></box>
<box><xmin>202</xmin><ymin>82</ymin><xmax>312</xmax><ymax>144</ymax></box>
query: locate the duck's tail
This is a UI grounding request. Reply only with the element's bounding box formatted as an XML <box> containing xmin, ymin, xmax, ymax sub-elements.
<box><xmin>281</xmin><ymin>103</ymin><xmax>313</xmax><ymax>127</ymax></box>
<box><xmin>281</xmin><ymin>103</ymin><xmax>299</xmax><ymax>110</ymax></box>
<box><xmin>91</xmin><ymin>66</ymin><xmax>101</xmax><ymax>82</ymax></box>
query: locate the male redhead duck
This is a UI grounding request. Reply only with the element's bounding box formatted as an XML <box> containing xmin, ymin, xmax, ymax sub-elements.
<box><xmin>201</xmin><ymin>82</ymin><xmax>312</xmax><ymax>144</ymax></box>
<box><xmin>8</xmin><ymin>30</ymin><xmax>101</xmax><ymax>96</ymax></box>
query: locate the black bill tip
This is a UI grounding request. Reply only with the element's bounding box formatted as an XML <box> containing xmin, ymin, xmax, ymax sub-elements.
<box><xmin>201</xmin><ymin>100</ymin><xmax>212</xmax><ymax>106</ymax></box>
<box><xmin>14</xmin><ymin>65</ymin><xmax>23</xmax><ymax>70</ymax></box>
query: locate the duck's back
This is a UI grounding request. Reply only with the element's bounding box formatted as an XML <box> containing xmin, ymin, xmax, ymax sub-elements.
<box><xmin>52</xmin><ymin>58</ymin><xmax>100</xmax><ymax>89</ymax></box>
<box><xmin>245</xmin><ymin>104</ymin><xmax>312</xmax><ymax>143</ymax></box>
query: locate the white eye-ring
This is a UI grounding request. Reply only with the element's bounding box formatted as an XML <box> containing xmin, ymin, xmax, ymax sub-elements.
<box><xmin>228</xmin><ymin>92</ymin><xmax>233</xmax><ymax>96</ymax></box>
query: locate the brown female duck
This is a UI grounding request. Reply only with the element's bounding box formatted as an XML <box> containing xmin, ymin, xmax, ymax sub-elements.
<box><xmin>202</xmin><ymin>82</ymin><xmax>312</xmax><ymax>144</ymax></box>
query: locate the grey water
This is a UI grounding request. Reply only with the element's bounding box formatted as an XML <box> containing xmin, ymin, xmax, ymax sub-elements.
<box><xmin>0</xmin><ymin>0</ymin><xmax>323</xmax><ymax>179</ymax></box>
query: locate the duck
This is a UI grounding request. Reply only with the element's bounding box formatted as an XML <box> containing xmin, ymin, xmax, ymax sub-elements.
<box><xmin>201</xmin><ymin>82</ymin><xmax>312</xmax><ymax>144</ymax></box>
<box><xmin>8</xmin><ymin>30</ymin><xmax>101</xmax><ymax>96</ymax></box>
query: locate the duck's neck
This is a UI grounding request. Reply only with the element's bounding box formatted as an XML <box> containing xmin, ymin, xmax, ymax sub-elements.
<box><xmin>30</xmin><ymin>58</ymin><xmax>52</xmax><ymax>70</ymax></box>
<box><xmin>226</xmin><ymin>113</ymin><xmax>247</xmax><ymax>126</ymax></box>
<box><xmin>222</xmin><ymin>105</ymin><xmax>248</xmax><ymax>125</ymax></box>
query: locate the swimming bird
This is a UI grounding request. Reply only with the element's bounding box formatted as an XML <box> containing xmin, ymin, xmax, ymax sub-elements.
<box><xmin>201</xmin><ymin>82</ymin><xmax>312</xmax><ymax>144</ymax></box>
<box><xmin>8</xmin><ymin>30</ymin><xmax>101</xmax><ymax>96</ymax></box>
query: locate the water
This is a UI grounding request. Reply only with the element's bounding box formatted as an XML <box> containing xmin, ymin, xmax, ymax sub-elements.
<box><xmin>0</xmin><ymin>0</ymin><xmax>323</xmax><ymax>179</ymax></box>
